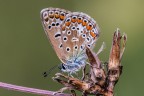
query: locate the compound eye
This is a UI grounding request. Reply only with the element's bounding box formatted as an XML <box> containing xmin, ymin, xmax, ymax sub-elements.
<box><xmin>61</xmin><ymin>64</ymin><xmax>66</xmax><ymax>70</ymax></box>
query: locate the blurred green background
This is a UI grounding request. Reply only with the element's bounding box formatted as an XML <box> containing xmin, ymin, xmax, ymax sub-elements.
<box><xmin>0</xmin><ymin>0</ymin><xmax>143</xmax><ymax>96</ymax></box>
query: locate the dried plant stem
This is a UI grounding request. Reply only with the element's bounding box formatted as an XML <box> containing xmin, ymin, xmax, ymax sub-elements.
<box><xmin>53</xmin><ymin>28</ymin><xmax>127</xmax><ymax>96</ymax></box>
<box><xmin>0</xmin><ymin>82</ymin><xmax>71</xmax><ymax>96</ymax></box>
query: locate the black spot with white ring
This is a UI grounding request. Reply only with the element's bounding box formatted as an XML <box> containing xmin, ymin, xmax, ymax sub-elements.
<box><xmin>55</xmin><ymin>33</ymin><xmax>61</xmax><ymax>38</ymax></box>
<box><xmin>60</xmin><ymin>12</ymin><xmax>65</xmax><ymax>16</ymax></box>
<box><xmin>54</xmin><ymin>11</ymin><xmax>59</xmax><ymax>16</ymax></box>
<box><xmin>49</xmin><ymin>11</ymin><xmax>53</xmax><ymax>15</ymax></box>
<box><xmin>63</xmin><ymin>36</ymin><xmax>68</xmax><ymax>42</ymax></box>
<box><xmin>78</xmin><ymin>17</ymin><xmax>82</xmax><ymax>20</ymax></box>
<box><xmin>67</xmin><ymin>31</ymin><xmax>71</xmax><ymax>35</ymax></box>
<box><xmin>82</xmin><ymin>34</ymin><xmax>86</xmax><ymax>38</ymax></box>
<box><xmin>51</xmin><ymin>22</ymin><xmax>55</xmax><ymax>26</ymax></box>
<box><xmin>48</xmin><ymin>25</ymin><xmax>51</xmax><ymax>29</ymax></box>
<box><xmin>71</xmin><ymin>26</ymin><xmax>76</xmax><ymax>30</ymax></box>
<box><xmin>56</xmin><ymin>22</ymin><xmax>60</xmax><ymax>26</ymax></box>
<box><xmin>86</xmin><ymin>37</ymin><xmax>90</xmax><ymax>42</ymax></box>
<box><xmin>71</xmin><ymin>37</ymin><xmax>79</xmax><ymax>42</ymax></box>
<box><xmin>84</xmin><ymin>19</ymin><xmax>88</xmax><ymax>23</ymax></box>
<box><xmin>59</xmin><ymin>44</ymin><xmax>63</xmax><ymax>48</ymax></box>
<box><xmin>89</xmin><ymin>24</ymin><xmax>92</xmax><ymax>27</ymax></box>
<box><xmin>66</xmin><ymin>47</ymin><xmax>70</xmax><ymax>52</ymax></box>
<box><xmin>88</xmin><ymin>44</ymin><xmax>91</xmax><ymax>48</ymax></box>
<box><xmin>72</xmin><ymin>16</ymin><xmax>77</xmax><ymax>19</ymax></box>
<box><xmin>66</xmin><ymin>18</ymin><xmax>71</xmax><ymax>22</ymax></box>
<box><xmin>80</xmin><ymin>45</ymin><xmax>84</xmax><ymax>49</ymax></box>
<box><xmin>55</xmin><ymin>11</ymin><xmax>59</xmax><ymax>14</ymax></box>
<box><xmin>74</xmin><ymin>45</ymin><xmax>78</xmax><ymax>50</ymax></box>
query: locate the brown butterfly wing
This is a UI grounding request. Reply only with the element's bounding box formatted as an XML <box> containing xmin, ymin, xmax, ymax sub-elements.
<box><xmin>61</xmin><ymin>12</ymin><xmax>99</xmax><ymax>60</ymax></box>
<box><xmin>40</xmin><ymin>8</ymin><xmax>71</xmax><ymax>63</ymax></box>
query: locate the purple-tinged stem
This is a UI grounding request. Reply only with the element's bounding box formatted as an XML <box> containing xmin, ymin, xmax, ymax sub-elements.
<box><xmin>0</xmin><ymin>82</ymin><xmax>71</xmax><ymax>96</ymax></box>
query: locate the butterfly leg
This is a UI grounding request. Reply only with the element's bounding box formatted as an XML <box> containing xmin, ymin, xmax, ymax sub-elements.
<box><xmin>68</xmin><ymin>72</ymin><xmax>74</xmax><ymax>78</ymax></box>
<box><xmin>81</xmin><ymin>65</ymin><xmax>86</xmax><ymax>81</ymax></box>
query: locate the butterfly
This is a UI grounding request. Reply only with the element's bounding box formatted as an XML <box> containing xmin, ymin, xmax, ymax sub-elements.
<box><xmin>40</xmin><ymin>7</ymin><xmax>99</xmax><ymax>75</ymax></box>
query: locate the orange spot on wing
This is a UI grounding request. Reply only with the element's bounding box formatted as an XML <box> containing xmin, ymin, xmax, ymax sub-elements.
<box><xmin>49</xmin><ymin>14</ymin><xmax>54</xmax><ymax>18</ymax></box>
<box><xmin>90</xmin><ymin>31</ymin><xmax>96</xmax><ymax>38</ymax></box>
<box><xmin>78</xmin><ymin>18</ymin><xmax>82</xmax><ymax>23</ymax></box>
<box><xmin>82</xmin><ymin>21</ymin><xmax>87</xmax><ymax>26</ymax></box>
<box><xmin>71</xmin><ymin>18</ymin><xmax>77</xmax><ymax>23</ymax></box>
<box><xmin>60</xmin><ymin>15</ymin><xmax>65</xmax><ymax>20</ymax></box>
<box><xmin>55</xmin><ymin>14</ymin><xmax>60</xmax><ymax>19</ymax></box>
<box><xmin>44</xmin><ymin>17</ymin><xmax>49</xmax><ymax>22</ymax></box>
<box><xmin>62</xmin><ymin>26</ymin><xmax>66</xmax><ymax>31</ymax></box>
<box><xmin>86</xmin><ymin>25</ymin><xmax>92</xmax><ymax>30</ymax></box>
<box><xmin>65</xmin><ymin>22</ymin><xmax>71</xmax><ymax>26</ymax></box>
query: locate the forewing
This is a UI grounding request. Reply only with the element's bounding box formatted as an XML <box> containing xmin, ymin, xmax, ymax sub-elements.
<box><xmin>40</xmin><ymin>8</ymin><xmax>71</xmax><ymax>63</ymax></box>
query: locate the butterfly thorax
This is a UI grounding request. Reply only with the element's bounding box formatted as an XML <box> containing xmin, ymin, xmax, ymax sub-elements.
<box><xmin>60</xmin><ymin>53</ymin><xmax>87</xmax><ymax>74</ymax></box>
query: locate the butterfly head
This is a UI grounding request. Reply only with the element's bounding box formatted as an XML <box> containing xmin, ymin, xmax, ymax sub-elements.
<box><xmin>58</xmin><ymin>63</ymin><xmax>67</xmax><ymax>72</ymax></box>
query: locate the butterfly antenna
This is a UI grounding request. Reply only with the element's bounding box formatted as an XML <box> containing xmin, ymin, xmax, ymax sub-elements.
<box><xmin>43</xmin><ymin>65</ymin><xmax>58</xmax><ymax>77</ymax></box>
